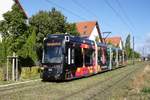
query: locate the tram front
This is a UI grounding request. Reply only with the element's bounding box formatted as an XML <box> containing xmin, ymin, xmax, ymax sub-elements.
<box><xmin>41</xmin><ymin>35</ymin><xmax>65</xmax><ymax>81</ymax></box>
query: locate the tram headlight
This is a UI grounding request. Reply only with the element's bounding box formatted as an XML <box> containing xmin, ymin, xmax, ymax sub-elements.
<box><xmin>41</xmin><ymin>67</ymin><xmax>44</xmax><ymax>70</ymax></box>
<box><xmin>55</xmin><ymin>65</ymin><xmax>63</xmax><ymax>74</ymax></box>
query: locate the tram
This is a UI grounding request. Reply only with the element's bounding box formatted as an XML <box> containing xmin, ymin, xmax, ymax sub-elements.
<box><xmin>41</xmin><ymin>34</ymin><xmax>126</xmax><ymax>81</ymax></box>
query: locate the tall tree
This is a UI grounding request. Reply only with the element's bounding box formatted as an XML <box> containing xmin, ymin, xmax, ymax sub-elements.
<box><xmin>29</xmin><ymin>8</ymin><xmax>78</xmax><ymax>61</ymax></box>
<box><xmin>0</xmin><ymin>4</ymin><xmax>28</xmax><ymax>55</ymax></box>
<box><xmin>125</xmin><ymin>34</ymin><xmax>132</xmax><ymax>58</ymax></box>
<box><xmin>29</xmin><ymin>8</ymin><xmax>67</xmax><ymax>49</ymax></box>
<box><xmin>18</xmin><ymin>28</ymin><xmax>37</xmax><ymax>66</ymax></box>
<box><xmin>65</xmin><ymin>23</ymin><xmax>79</xmax><ymax>36</ymax></box>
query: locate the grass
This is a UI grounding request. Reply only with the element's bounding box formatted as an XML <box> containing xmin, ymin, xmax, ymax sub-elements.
<box><xmin>0</xmin><ymin>66</ymin><xmax>40</xmax><ymax>85</ymax></box>
<box><xmin>140</xmin><ymin>64</ymin><xmax>150</xmax><ymax>94</ymax></box>
<box><xmin>0</xmin><ymin>62</ymin><xmax>148</xmax><ymax>100</ymax></box>
<box><xmin>141</xmin><ymin>87</ymin><xmax>150</xmax><ymax>93</ymax></box>
<box><xmin>123</xmin><ymin>62</ymin><xmax>150</xmax><ymax>100</ymax></box>
<box><xmin>0</xmin><ymin>61</ymin><xmax>149</xmax><ymax>100</ymax></box>
<box><xmin>0</xmin><ymin>73</ymin><xmax>40</xmax><ymax>85</ymax></box>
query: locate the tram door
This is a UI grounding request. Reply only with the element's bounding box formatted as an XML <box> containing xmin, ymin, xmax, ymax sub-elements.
<box><xmin>97</xmin><ymin>46</ymin><xmax>108</xmax><ymax>70</ymax></box>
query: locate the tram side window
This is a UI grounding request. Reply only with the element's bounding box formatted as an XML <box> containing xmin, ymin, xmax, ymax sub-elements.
<box><xmin>105</xmin><ymin>48</ymin><xmax>110</xmax><ymax>65</ymax></box>
<box><xmin>74</xmin><ymin>47</ymin><xmax>83</xmax><ymax>67</ymax></box>
<box><xmin>98</xmin><ymin>48</ymin><xmax>101</xmax><ymax>64</ymax></box>
<box><xmin>106</xmin><ymin>48</ymin><xmax>110</xmax><ymax>61</ymax></box>
<box><xmin>65</xmin><ymin>46</ymin><xmax>75</xmax><ymax>65</ymax></box>
<box><xmin>113</xmin><ymin>50</ymin><xmax>116</xmax><ymax>61</ymax></box>
<box><xmin>120</xmin><ymin>51</ymin><xmax>123</xmax><ymax>62</ymax></box>
<box><xmin>71</xmin><ymin>48</ymin><xmax>75</xmax><ymax>64</ymax></box>
<box><xmin>118</xmin><ymin>52</ymin><xmax>121</xmax><ymax>62</ymax></box>
<box><xmin>84</xmin><ymin>49</ymin><xmax>94</xmax><ymax>66</ymax></box>
<box><xmin>101</xmin><ymin>48</ymin><xmax>107</xmax><ymax>65</ymax></box>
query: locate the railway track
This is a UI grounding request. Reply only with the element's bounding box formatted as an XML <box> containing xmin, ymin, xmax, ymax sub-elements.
<box><xmin>0</xmin><ymin>62</ymin><xmax>147</xmax><ymax>100</ymax></box>
<box><xmin>0</xmin><ymin>66</ymin><xmax>127</xmax><ymax>95</ymax></box>
<box><xmin>58</xmin><ymin>63</ymin><xmax>146</xmax><ymax>100</ymax></box>
<box><xmin>0</xmin><ymin>79</ymin><xmax>43</xmax><ymax>96</ymax></box>
<box><xmin>87</xmin><ymin>64</ymin><xmax>143</xmax><ymax>100</ymax></box>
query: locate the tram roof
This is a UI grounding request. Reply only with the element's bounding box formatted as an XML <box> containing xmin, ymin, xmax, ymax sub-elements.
<box><xmin>107</xmin><ymin>44</ymin><xmax>122</xmax><ymax>50</ymax></box>
<box><xmin>96</xmin><ymin>42</ymin><xmax>107</xmax><ymax>47</ymax></box>
<box><xmin>47</xmin><ymin>34</ymin><xmax>95</xmax><ymax>45</ymax></box>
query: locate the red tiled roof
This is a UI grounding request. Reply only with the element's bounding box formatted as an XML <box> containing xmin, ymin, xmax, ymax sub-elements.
<box><xmin>76</xmin><ymin>21</ymin><xmax>103</xmax><ymax>42</ymax></box>
<box><xmin>76</xmin><ymin>21</ymin><xmax>96</xmax><ymax>37</ymax></box>
<box><xmin>105</xmin><ymin>37</ymin><xmax>122</xmax><ymax>47</ymax></box>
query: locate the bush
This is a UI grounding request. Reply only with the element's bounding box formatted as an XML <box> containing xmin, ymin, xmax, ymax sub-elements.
<box><xmin>20</xmin><ymin>66</ymin><xmax>40</xmax><ymax>79</ymax></box>
<box><xmin>0</xmin><ymin>68</ymin><xmax>4</xmax><ymax>81</ymax></box>
<box><xmin>141</xmin><ymin>87</ymin><xmax>150</xmax><ymax>93</ymax></box>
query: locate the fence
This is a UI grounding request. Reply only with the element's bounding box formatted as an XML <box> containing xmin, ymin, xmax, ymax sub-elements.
<box><xmin>0</xmin><ymin>58</ymin><xmax>41</xmax><ymax>81</ymax></box>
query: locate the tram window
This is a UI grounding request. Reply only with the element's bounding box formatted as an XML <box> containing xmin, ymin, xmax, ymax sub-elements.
<box><xmin>66</xmin><ymin>47</ymin><xmax>75</xmax><ymax>65</ymax></box>
<box><xmin>74</xmin><ymin>47</ymin><xmax>83</xmax><ymax>67</ymax></box>
<box><xmin>84</xmin><ymin>49</ymin><xmax>94</xmax><ymax>66</ymax></box>
<box><xmin>118</xmin><ymin>52</ymin><xmax>120</xmax><ymax>61</ymax></box>
<box><xmin>71</xmin><ymin>48</ymin><xmax>74</xmax><ymax>64</ymax></box>
<box><xmin>106</xmin><ymin>48</ymin><xmax>109</xmax><ymax>61</ymax></box>
<box><xmin>98</xmin><ymin>48</ymin><xmax>101</xmax><ymax>64</ymax></box>
<box><xmin>113</xmin><ymin>50</ymin><xmax>116</xmax><ymax>61</ymax></box>
<box><xmin>101</xmin><ymin>48</ymin><xmax>107</xmax><ymax>65</ymax></box>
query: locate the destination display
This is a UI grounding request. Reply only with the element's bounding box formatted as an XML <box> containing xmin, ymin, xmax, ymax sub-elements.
<box><xmin>47</xmin><ymin>42</ymin><xmax>61</xmax><ymax>46</ymax></box>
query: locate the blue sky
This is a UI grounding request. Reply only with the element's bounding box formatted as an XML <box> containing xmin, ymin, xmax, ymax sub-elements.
<box><xmin>20</xmin><ymin>0</ymin><xmax>150</xmax><ymax>55</ymax></box>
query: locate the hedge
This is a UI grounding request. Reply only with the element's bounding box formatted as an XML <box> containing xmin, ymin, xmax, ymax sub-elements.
<box><xmin>20</xmin><ymin>66</ymin><xmax>41</xmax><ymax>79</ymax></box>
<box><xmin>0</xmin><ymin>68</ymin><xmax>4</xmax><ymax>81</ymax></box>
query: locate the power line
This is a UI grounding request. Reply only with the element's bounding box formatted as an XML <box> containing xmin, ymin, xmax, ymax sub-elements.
<box><xmin>45</xmin><ymin>0</ymin><xmax>88</xmax><ymax>20</ymax></box>
<box><xmin>71</xmin><ymin>0</ymin><xmax>114</xmax><ymax>34</ymax></box>
<box><xmin>115</xmin><ymin>0</ymin><xmax>135</xmax><ymax>30</ymax></box>
<box><xmin>104</xmin><ymin>0</ymin><xmax>134</xmax><ymax>32</ymax></box>
<box><xmin>71</xmin><ymin>0</ymin><xmax>98</xmax><ymax>20</ymax></box>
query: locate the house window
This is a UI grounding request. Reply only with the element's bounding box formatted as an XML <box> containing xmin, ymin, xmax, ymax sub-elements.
<box><xmin>84</xmin><ymin>25</ymin><xmax>87</xmax><ymax>30</ymax></box>
<box><xmin>83</xmin><ymin>31</ymin><xmax>86</xmax><ymax>35</ymax></box>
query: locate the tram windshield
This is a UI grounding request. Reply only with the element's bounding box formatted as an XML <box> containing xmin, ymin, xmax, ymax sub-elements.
<box><xmin>43</xmin><ymin>42</ymin><xmax>62</xmax><ymax>64</ymax></box>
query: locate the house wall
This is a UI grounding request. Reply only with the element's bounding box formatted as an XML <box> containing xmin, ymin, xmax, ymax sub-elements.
<box><xmin>0</xmin><ymin>0</ymin><xmax>14</xmax><ymax>20</ymax></box>
<box><xmin>119</xmin><ymin>41</ymin><xmax>123</xmax><ymax>50</ymax></box>
<box><xmin>89</xmin><ymin>26</ymin><xmax>100</xmax><ymax>42</ymax></box>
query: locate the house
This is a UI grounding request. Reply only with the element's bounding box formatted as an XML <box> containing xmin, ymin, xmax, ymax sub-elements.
<box><xmin>76</xmin><ymin>21</ymin><xmax>103</xmax><ymax>42</ymax></box>
<box><xmin>0</xmin><ymin>0</ymin><xmax>27</xmax><ymax>20</ymax></box>
<box><xmin>104</xmin><ymin>36</ymin><xmax>123</xmax><ymax>50</ymax></box>
<box><xmin>0</xmin><ymin>0</ymin><xmax>27</xmax><ymax>42</ymax></box>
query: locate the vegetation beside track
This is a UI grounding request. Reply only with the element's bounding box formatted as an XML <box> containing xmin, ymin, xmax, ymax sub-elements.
<box><xmin>0</xmin><ymin>62</ymin><xmax>149</xmax><ymax>100</ymax></box>
<box><xmin>0</xmin><ymin>66</ymin><xmax>40</xmax><ymax>85</ymax></box>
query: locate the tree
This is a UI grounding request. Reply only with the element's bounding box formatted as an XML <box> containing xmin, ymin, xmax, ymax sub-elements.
<box><xmin>134</xmin><ymin>51</ymin><xmax>141</xmax><ymax>58</ymax></box>
<box><xmin>125</xmin><ymin>34</ymin><xmax>132</xmax><ymax>58</ymax></box>
<box><xmin>29</xmin><ymin>8</ymin><xmax>78</xmax><ymax>61</ymax></box>
<box><xmin>18</xmin><ymin>28</ymin><xmax>37</xmax><ymax>67</ymax></box>
<box><xmin>65</xmin><ymin>23</ymin><xmax>79</xmax><ymax>36</ymax></box>
<box><xmin>0</xmin><ymin>5</ymin><xmax>79</xmax><ymax>66</ymax></box>
<box><xmin>0</xmin><ymin>4</ymin><xmax>28</xmax><ymax>56</ymax></box>
<box><xmin>29</xmin><ymin>8</ymin><xmax>66</xmax><ymax>48</ymax></box>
